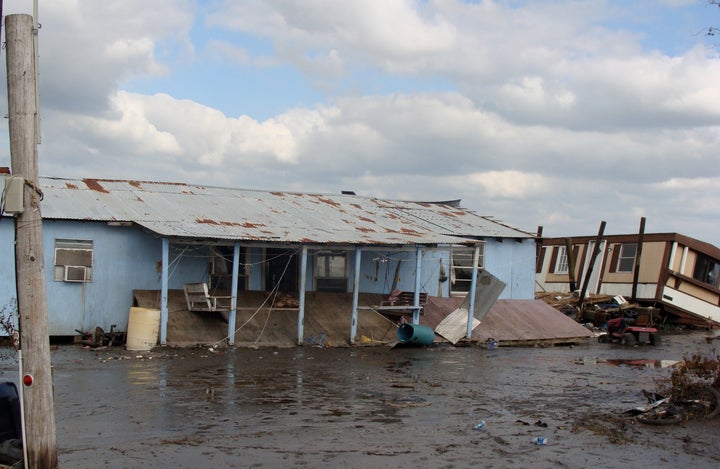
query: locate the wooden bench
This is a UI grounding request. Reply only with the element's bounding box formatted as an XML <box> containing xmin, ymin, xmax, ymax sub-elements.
<box><xmin>183</xmin><ymin>283</ymin><xmax>234</xmax><ymax>312</ymax></box>
<box><xmin>382</xmin><ymin>291</ymin><xmax>428</xmax><ymax>308</ymax></box>
<box><xmin>356</xmin><ymin>291</ymin><xmax>428</xmax><ymax>317</ymax></box>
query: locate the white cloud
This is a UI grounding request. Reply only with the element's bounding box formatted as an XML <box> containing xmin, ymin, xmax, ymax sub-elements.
<box><xmin>467</xmin><ymin>171</ymin><xmax>548</xmax><ymax>199</ymax></box>
<box><xmin>0</xmin><ymin>0</ymin><xmax>718</xmax><ymax>246</ymax></box>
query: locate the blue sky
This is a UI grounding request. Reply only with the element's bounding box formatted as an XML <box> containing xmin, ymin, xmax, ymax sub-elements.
<box><xmin>1</xmin><ymin>0</ymin><xmax>719</xmax><ymax>245</ymax></box>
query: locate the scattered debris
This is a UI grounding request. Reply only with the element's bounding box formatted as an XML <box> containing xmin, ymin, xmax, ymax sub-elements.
<box><xmin>77</xmin><ymin>325</ymin><xmax>123</xmax><ymax>348</ymax></box>
<box><xmin>632</xmin><ymin>349</ymin><xmax>720</xmax><ymax>424</ymax></box>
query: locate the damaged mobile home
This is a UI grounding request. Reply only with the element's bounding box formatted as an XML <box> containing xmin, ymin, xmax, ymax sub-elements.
<box><xmin>536</xmin><ymin>232</ymin><xmax>720</xmax><ymax>328</ymax></box>
<box><xmin>1</xmin><ymin>175</ymin><xmax>544</xmax><ymax>346</ymax></box>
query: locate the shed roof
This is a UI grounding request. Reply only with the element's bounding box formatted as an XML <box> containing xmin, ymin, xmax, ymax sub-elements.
<box><xmin>28</xmin><ymin>177</ymin><xmax>533</xmax><ymax>246</ymax></box>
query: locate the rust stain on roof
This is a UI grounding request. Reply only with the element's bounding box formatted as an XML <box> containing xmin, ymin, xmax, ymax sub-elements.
<box><xmin>83</xmin><ymin>179</ymin><xmax>109</xmax><ymax>193</ymax></box>
<box><xmin>358</xmin><ymin>216</ymin><xmax>375</xmax><ymax>223</ymax></box>
<box><xmin>241</xmin><ymin>222</ymin><xmax>266</xmax><ymax>229</ymax></box>
<box><xmin>65</xmin><ymin>183</ymin><xmax>79</xmax><ymax>190</ymax></box>
<box><xmin>356</xmin><ymin>226</ymin><xmax>375</xmax><ymax>233</ymax></box>
<box><xmin>196</xmin><ymin>218</ymin><xmax>220</xmax><ymax>225</ymax></box>
<box><xmin>129</xmin><ymin>181</ymin><xmax>142</xmax><ymax>189</ymax></box>
<box><xmin>314</xmin><ymin>196</ymin><xmax>341</xmax><ymax>207</ymax></box>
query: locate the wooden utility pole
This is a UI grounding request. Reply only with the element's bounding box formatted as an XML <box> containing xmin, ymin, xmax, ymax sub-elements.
<box><xmin>565</xmin><ymin>237</ymin><xmax>577</xmax><ymax>292</ymax></box>
<box><xmin>6</xmin><ymin>14</ymin><xmax>59</xmax><ymax>468</ymax></box>
<box><xmin>631</xmin><ymin>217</ymin><xmax>646</xmax><ymax>301</ymax></box>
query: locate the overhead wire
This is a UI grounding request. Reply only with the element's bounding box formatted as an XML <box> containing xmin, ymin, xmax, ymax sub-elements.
<box><xmin>211</xmin><ymin>248</ymin><xmax>299</xmax><ymax>347</ymax></box>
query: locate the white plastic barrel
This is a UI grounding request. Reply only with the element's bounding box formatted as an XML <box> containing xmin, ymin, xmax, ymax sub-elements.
<box><xmin>126</xmin><ymin>307</ymin><xmax>161</xmax><ymax>351</ymax></box>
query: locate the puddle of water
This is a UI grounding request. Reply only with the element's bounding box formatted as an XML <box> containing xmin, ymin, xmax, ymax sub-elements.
<box><xmin>576</xmin><ymin>357</ymin><xmax>680</xmax><ymax>368</ymax></box>
<box><xmin>605</xmin><ymin>359</ymin><xmax>680</xmax><ymax>368</ymax></box>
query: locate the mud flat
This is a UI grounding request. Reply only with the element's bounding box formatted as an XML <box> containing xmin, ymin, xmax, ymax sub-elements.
<box><xmin>1</xmin><ymin>329</ymin><xmax>719</xmax><ymax>468</ymax></box>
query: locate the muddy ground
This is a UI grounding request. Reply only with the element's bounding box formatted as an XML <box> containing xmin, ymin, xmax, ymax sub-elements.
<box><xmin>2</xmin><ymin>330</ymin><xmax>720</xmax><ymax>468</ymax></box>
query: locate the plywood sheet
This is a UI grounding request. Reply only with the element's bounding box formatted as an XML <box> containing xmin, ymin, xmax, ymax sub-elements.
<box><xmin>434</xmin><ymin>308</ymin><xmax>481</xmax><ymax>344</ymax></box>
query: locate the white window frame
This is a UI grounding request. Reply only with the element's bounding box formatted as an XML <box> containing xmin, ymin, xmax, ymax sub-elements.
<box><xmin>450</xmin><ymin>245</ymin><xmax>485</xmax><ymax>295</ymax></box>
<box><xmin>555</xmin><ymin>246</ymin><xmax>569</xmax><ymax>274</ymax></box>
<box><xmin>616</xmin><ymin>243</ymin><xmax>637</xmax><ymax>273</ymax></box>
<box><xmin>54</xmin><ymin>239</ymin><xmax>93</xmax><ymax>283</ymax></box>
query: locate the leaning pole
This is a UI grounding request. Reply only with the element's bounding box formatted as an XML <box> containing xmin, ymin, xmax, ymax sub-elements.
<box><xmin>6</xmin><ymin>13</ymin><xmax>59</xmax><ymax>468</ymax></box>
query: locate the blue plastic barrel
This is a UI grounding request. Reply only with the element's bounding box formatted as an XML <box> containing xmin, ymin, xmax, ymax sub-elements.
<box><xmin>397</xmin><ymin>323</ymin><xmax>435</xmax><ymax>345</ymax></box>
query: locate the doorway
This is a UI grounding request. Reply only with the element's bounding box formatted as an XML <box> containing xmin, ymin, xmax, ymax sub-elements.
<box><xmin>265</xmin><ymin>248</ymin><xmax>298</xmax><ymax>292</ymax></box>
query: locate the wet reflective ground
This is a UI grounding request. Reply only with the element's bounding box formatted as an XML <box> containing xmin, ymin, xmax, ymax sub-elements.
<box><xmin>2</xmin><ymin>330</ymin><xmax>720</xmax><ymax>468</ymax></box>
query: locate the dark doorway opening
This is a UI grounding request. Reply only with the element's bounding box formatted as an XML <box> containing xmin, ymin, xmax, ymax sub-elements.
<box><xmin>266</xmin><ymin>248</ymin><xmax>298</xmax><ymax>293</ymax></box>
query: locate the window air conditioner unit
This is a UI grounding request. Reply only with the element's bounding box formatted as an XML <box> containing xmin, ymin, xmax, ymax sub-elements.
<box><xmin>64</xmin><ymin>265</ymin><xmax>88</xmax><ymax>283</ymax></box>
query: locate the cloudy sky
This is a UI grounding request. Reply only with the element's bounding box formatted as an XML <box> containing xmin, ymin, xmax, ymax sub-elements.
<box><xmin>1</xmin><ymin>0</ymin><xmax>719</xmax><ymax>245</ymax></box>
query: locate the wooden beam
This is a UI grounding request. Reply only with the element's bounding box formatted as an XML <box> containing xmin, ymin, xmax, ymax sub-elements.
<box><xmin>631</xmin><ymin>217</ymin><xmax>646</xmax><ymax>301</ymax></box>
<box><xmin>578</xmin><ymin>221</ymin><xmax>606</xmax><ymax>310</ymax></box>
<box><xmin>565</xmin><ymin>237</ymin><xmax>577</xmax><ymax>292</ymax></box>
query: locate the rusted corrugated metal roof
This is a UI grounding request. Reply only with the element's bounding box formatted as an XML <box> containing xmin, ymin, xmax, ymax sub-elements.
<box><xmin>35</xmin><ymin>177</ymin><xmax>532</xmax><ymax>245</ymax></box>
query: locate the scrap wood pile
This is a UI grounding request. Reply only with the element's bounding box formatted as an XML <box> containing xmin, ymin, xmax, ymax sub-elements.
<box><xmin>536</xmin><ymin>292</ymin><xmax>637</xmax><ymax>325</ymax></box>
<box><xmin>536</xmin><ymin>291</ymin><xmax>614</xmax><ymax>309</ymax></box>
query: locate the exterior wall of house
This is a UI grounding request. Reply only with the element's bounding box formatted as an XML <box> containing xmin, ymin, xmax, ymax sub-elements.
<box><xmin>484</xmin><ymin>238</ymin><xmax>536</xmax><ymax>299</ymax></box>
<box><xmin>537</xmin><ymin>234</ymin><xmax>720</xmax><ymax>324</ymax></box>
<box><xmin>1</xmin><ymin>220</ymin><xmax>168</xmax><ymax>335</ymax></box>
<box><xmin>354</xmin><ymin>248</ymin><xmax>450</xmax><ymax>297</ymax></box>
<box><xmin>595</xmin><ymin>241</ymin><xmax>666</xmax><ymax>296</ymax></box>
<box><xmin>537</xmin><ymin>240</ymin><xmax>666</xmax><ymax>298</ymax></box>
<box><xmin>2</xmin><ymin>214</ymin><xmax>536</xmax><ymax>336</ymax></box>
<box><xmin>352</xmin><ymin>241</ymin><xmax>536</xmax><ymax>300</ymax></box>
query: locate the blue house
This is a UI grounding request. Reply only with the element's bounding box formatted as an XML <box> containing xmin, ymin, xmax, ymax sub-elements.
<box><xmin>1</xmin><ymin>176</ymin><xmax>536</xmax><ymax>346</ymax></box>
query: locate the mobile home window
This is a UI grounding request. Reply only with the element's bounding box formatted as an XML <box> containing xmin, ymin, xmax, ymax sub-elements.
<box><xmin>315</xmin><ymin>252</ymin><xmax>347</xmax><ymax>292</ymax></box>
<box><xmin>451</xmin><ymin>245</ymin><xmax>485</xmax><ymax>294</ymax></box>
<box><xmin>54</xmin><ymin>239</ymin><xmax>93</xmax><ymax>282</ymax></box>
<box><xmin>616</xmin><ymin>244</ymin><xmax>637</xmax><ymax>273</ymax></box>
<box><xmin>693</xmin><ymin>254</ymin><xmax>720</xmax><ymax>289</ymax></box>
<box><xmin>554</xmin><ymin>247</ymin><xmax>569</xmax><ymax>274</ymax></box>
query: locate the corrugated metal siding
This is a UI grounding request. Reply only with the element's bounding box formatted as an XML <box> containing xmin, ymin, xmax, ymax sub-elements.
<box><xmin>36</xmin><ymin>177</ymin><xmax>533</xmax><ymax>245</ymax></box>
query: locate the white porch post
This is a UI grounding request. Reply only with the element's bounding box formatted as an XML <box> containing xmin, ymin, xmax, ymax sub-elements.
<box><xmin>350</xmin><ymin>246</ymin><xmax>362</xmax><ymax>343</ymax></box>
<box><xmin>298</xmin><ymin>246</ymin><xmax>308</xmax><ymax>345</ymax></box>
<box><xmin>228</xmin><ymin>242</ymin><xmax>240</xmax><ymax>346</ymax></box>
<box><xmin>466</xmin><ymin>244</ymin><xmax>480</xmax><ymax>339</ymax></box>
<box><xmin>412</xmin><ymin>246</ymin><xmax>422</xmax><ymax>324</ymax></box>
<box><xmin>160</xmin><ymin>237</ymin><xmax>169</xmax><ymax>345</ymax></box>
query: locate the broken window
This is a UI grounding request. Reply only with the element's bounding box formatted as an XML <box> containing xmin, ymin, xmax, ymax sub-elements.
<box><xmin>315</xmin><ymin>251</ymin><xmax>347</xmax><ymax>292</ymax></box>
<box><xmin>450</xmin><ymin>246</ymin><xmax>485</xmax><ymax>294</ymax></box>
<box><xmin>54</xmin><ymin>239</ymin><xmax>93</xmax><ymax>282</ymax></box>
<box><xmin>693</xmin><ymin>254</ymin><xmax>720</xmax><ymax>289</ymax></box>
<box><xmin>615</xmin><ymin>244</ymin><xmax>637</xmax><ymax>273</ymax></box>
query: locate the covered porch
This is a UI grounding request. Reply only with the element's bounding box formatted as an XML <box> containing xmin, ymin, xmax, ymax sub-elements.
<box><xmin>152</xmin><ymin>240</ymin><xmax>484</xmax><ymax>347</ymax></box>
